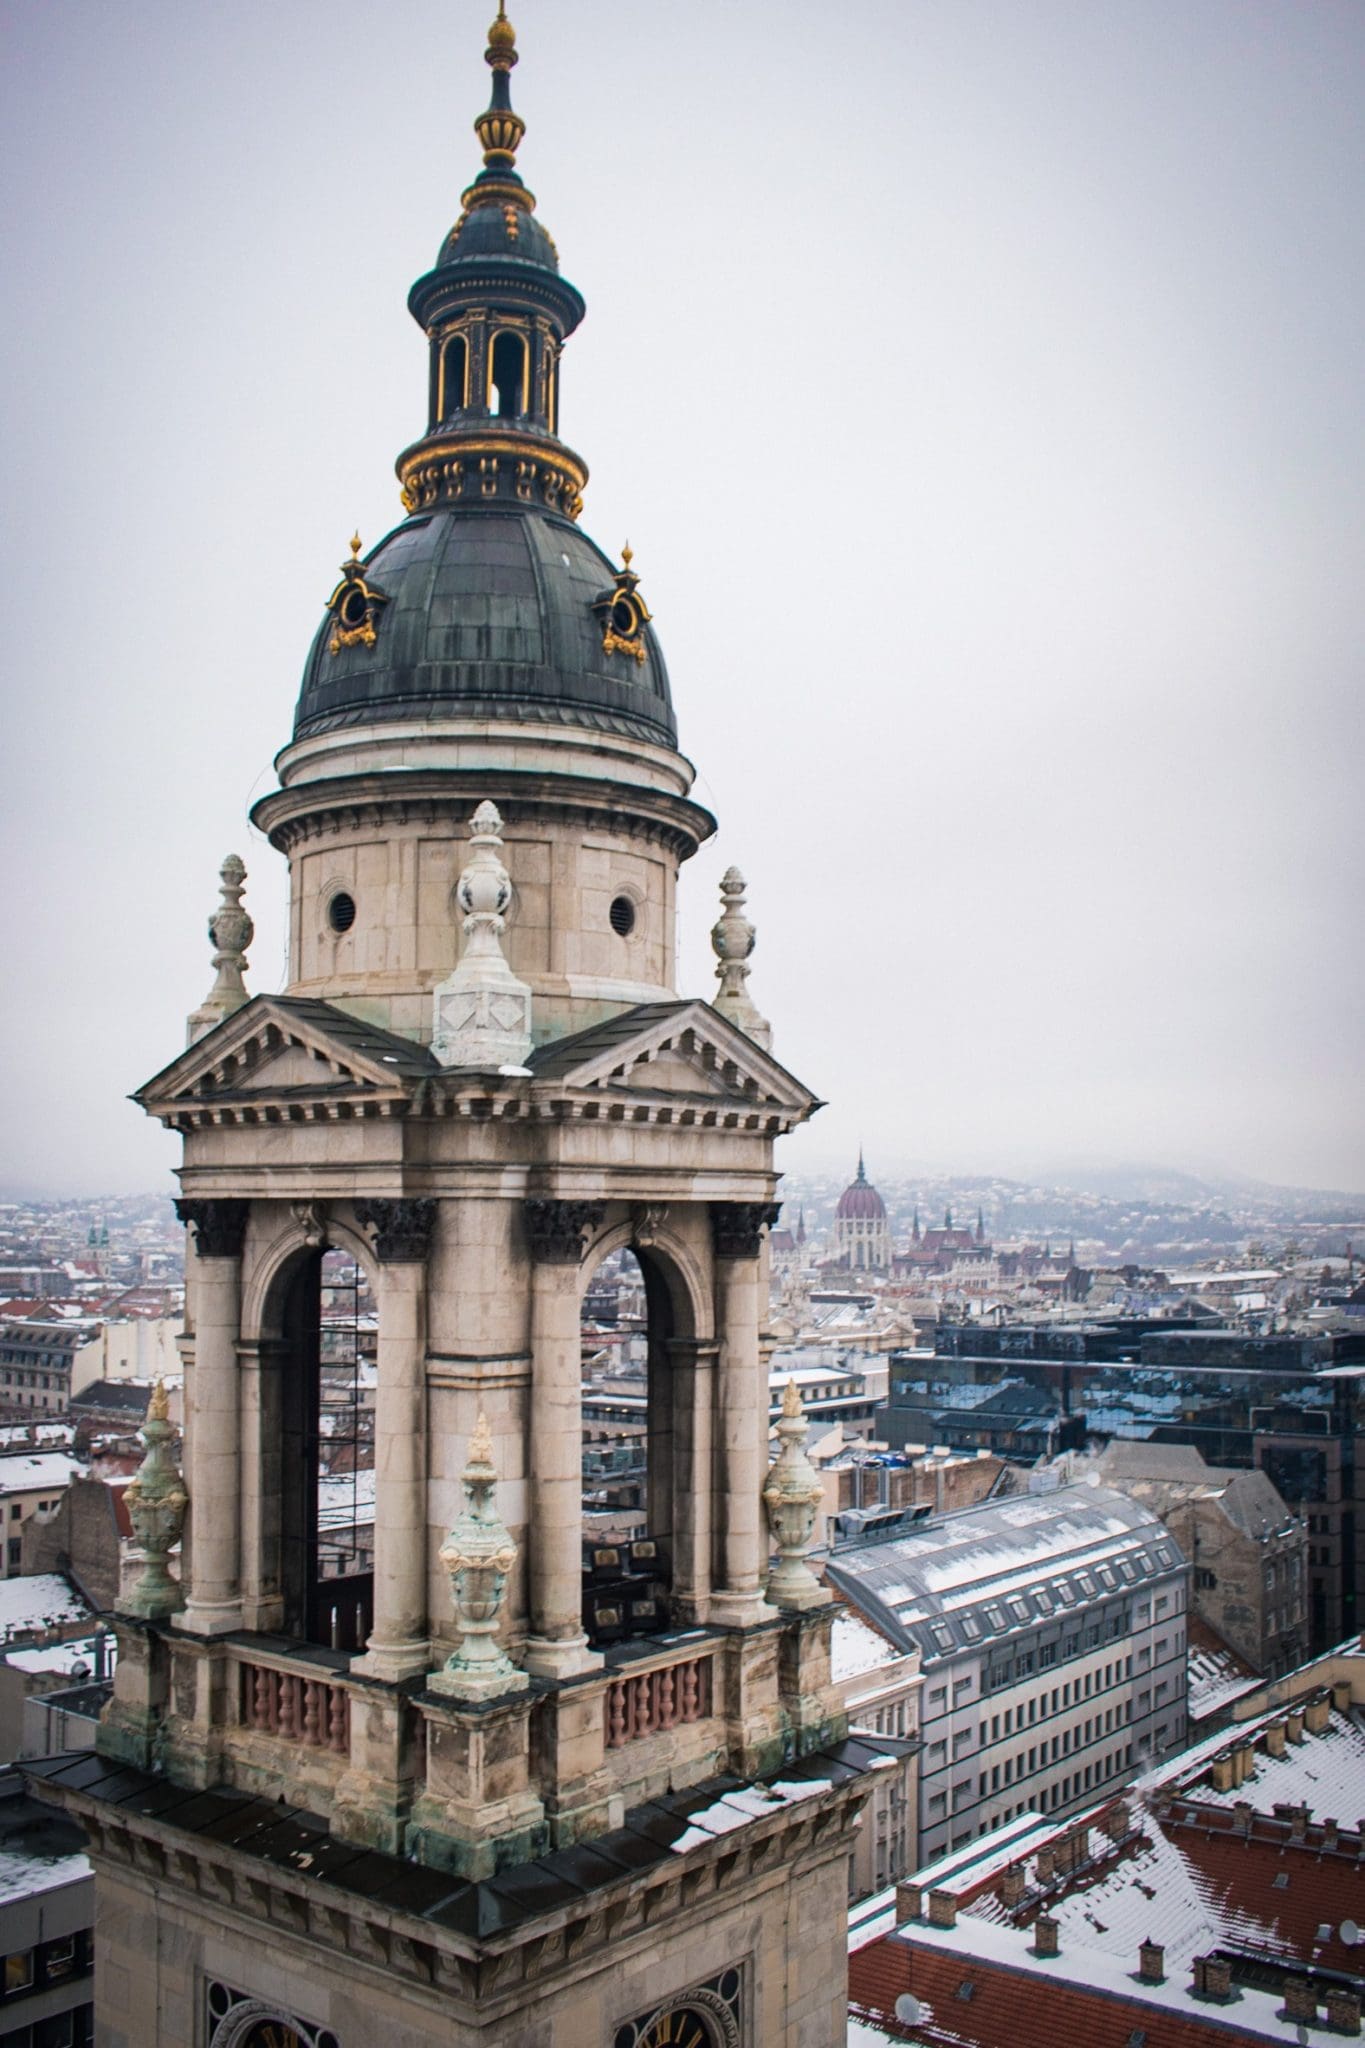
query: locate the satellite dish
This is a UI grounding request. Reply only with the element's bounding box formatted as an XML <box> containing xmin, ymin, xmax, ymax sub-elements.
<box><xmin>895</xmin><ymin>1995</ymin><xmax>922</xmax><ymax>2024</ymax></box>
<box><xmin>1341</xmin><ymin>1920</ymin><xmax>1360</xmax><ymax>1947</ymax></box>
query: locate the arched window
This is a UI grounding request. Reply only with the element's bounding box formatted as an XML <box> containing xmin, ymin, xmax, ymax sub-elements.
<box><xmin>489</xmin><ymin>329</ymin><xmax>528</xmax><ymax>418</ymax></box>
<box><xmin>441</xmin><ymin>334</ymin><xmax>468</xmax><ymax>420</ymax></box>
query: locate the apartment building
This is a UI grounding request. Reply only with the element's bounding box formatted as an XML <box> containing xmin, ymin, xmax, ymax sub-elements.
<box><xmin>826</xmin><ymin>1482</ymin><xmax>1188</xmax><ymax>1863</ymax></box>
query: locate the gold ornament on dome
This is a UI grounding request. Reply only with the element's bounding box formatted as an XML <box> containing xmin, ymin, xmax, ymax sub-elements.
<box><xmin>324</xmin><ymin>532</ymin><xmax>389</xmax><ymax>654</ymax></box>
<box><xmin>595</xmin><ymin>541</ymin><xmax>653</xmax><ymax>662</ymax></box>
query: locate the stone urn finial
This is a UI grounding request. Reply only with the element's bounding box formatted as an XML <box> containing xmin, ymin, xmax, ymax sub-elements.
<box><xmin>121</xmin><ymin>1379</ymin><xmax>187</xmax><ymax>1619</ymax></box>
<box><xmin>186</xmin><ymin>854</ymin><xmax>254</xmax><ymax>1045</ymax></box>
<box><xmin>430</xmin><ymin>1413</ymin><xmax>527</xmax><ymax>1700</ymax></box>
<box><xmin>762</xmin><ymin>1377</ymin><xmax>825</xmax><ymax>1609</ymax></box>
<box><xmin>711</xmin><ymin>865</ymin><xmax>772</xmax><ymax>1050</ymax></box>
<box><xmin>431</xmin><ymin>803</ymin><xmax>533</xmax><ymax>1070</ymax></box>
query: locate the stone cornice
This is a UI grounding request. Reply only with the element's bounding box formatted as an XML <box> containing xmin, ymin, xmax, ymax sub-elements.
<box><xmin>250</xmin><ymin>768</ymin><xmax>714</xmax><ymax>866</ymax></box>
<box><xmin>37</xmin><ymin>1769</ymin><xmax>867</xmax><ymax>2020</ymax></box>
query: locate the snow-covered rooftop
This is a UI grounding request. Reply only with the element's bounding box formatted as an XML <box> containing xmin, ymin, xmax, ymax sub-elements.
<box><xmin>0</xmin><ymin>1573</ymin><xmax>92</xmax><ymax>1644</ymax></box>
<box><xmin>0</xmin><ymin>1451</ymin><xmax>83</xmax><ymax>1495</ymax></box>
<box><xmin>832</xmin><ymin>1611</ymin><xmax>903</xmax><ymax>1684</ymax></box>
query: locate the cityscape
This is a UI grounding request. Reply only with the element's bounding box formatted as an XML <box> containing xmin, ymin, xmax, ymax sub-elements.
<box><xmin>2</xmin><ymin>2</ymin><xmax>1361</xmax><ymax>2046</ymax></box>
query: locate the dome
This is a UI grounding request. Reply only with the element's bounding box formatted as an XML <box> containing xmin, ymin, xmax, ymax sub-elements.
<box><xmin>435</xmin><ymin>195</ymin><xmax>561</xmax><ymax>275</ymax></box>
<box><xmin>292</xmin><ymin>505</ymin><xmax>677</xmax><ymax>750</ymax></box>
<box><xmin>836</xmin><ymin>1155</ymin><xmax>886</xmax><ymax>1221</ymax></box>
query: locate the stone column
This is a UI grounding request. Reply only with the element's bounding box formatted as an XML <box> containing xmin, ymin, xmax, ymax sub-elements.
<box><xmin>669</xmin><ymin>1337</ymin><xmax>717</xmax><ymax>1621</ymax></box>
<box><xmin>710</xmin><ymin>1203</ymin><xmax>781</xmax><ymax>1629</ymax></box>
<box><xmin>522</xmin><ymin>1199</ymin><xmax>603</xmax><ymax>1679</ymax></box>
<box><xmin>352</xmin><ymin>1199</ymin><xmax>435</xmax><ymax>1683</ymax></box>
<box><xmin>174</xmin><ymin>1199</ymin><xmax>248</xmax><ymax>1636</ymax></box>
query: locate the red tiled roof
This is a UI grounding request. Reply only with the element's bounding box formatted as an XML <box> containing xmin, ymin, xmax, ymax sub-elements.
<box><xmin>1171</xmin><ymin>1815</ymin><xmax>1365</xmax><ymax>1973</ymax></box>
<box><xmin>851</xmin><ymin>1934</ymin><xmax>1271</xmax><ymax>2048</ymax></box>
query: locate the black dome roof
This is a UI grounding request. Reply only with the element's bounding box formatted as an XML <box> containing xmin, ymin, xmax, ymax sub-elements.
<box><xmin>293</xmin><ymin>506</ymin><xmax>676</xmax><ymax>750</ymax></box>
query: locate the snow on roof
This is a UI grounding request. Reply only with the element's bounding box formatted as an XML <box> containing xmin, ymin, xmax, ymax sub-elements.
<box><xmin>832</xmin><ymin>1612</ymin><xmax>902</xmax><ymax>1683</ymax></box>
<box><xmin>0</xmin><ymin>1451</ymin><xmax>83</xmax><ymax>1495</ymax></box>
<box><xmin>0</xmin><ymin>1573</ymin><xmax>91</xmax><ymax>1643</ymax></box>
<box><xmin>1187</xmin><ymin>1634</ymin><xmax>1262</xmax><ymax>1722</ymax></box>
<box><xmin>1193</xmin><ymin>1706</ymin><xmax>1365</xmax><ymax>1820</ymax></box>
<box><xmin>5</xmin><ymin>1631</ymin><xmax>115</xmax><ymax>1677</ymax></box>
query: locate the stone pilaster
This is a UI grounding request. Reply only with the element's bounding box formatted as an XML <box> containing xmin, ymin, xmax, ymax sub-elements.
<box><xmin>709</xmin><ymin>1203</ymin><xmax>780</xmax><ymax>1630</ymax></box>
<box><xmin>353</xmin><ymin>1200</ymin><xmax>434</xmax><ymax>1683</ymax></box>
<box><xmin>668</xmin><ymin>1338</ymin><xmax>717</xmax><ymax>1621</ymax></box>
<box><xmin>174</xmin><ymin>1199</ymin><xmax>248</xmax><ymax>1636</ymax></box>
<box><xmin>522</xmin><ymin>1199</ymin><xmax>603</xmax><ymax>1678</ymax></box>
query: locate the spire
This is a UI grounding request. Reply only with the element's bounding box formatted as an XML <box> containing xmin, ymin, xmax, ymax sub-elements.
<box><xmin>912</xmin><ymin>1206</ymin><xmax>921</xmax><ymax>1243</ymax></box>
<box><xmin>856</xmin><ymin>1149</ymin><xmax>867</xmax><ymax>1184</ymax></box>
<box><xmin>474</xmin><ymin>3</ymin><xmax>526</xmax><ymax>173</ymax></box>
<box><xmin>976</xmin><ymin>1205</ymin><xmax>985</xmax><ymax>1245</ymax></box>
<box><xmin>945</xmin><ymin>1207</ymin><xmax>953</xmax><ymax>1230</ymax></box>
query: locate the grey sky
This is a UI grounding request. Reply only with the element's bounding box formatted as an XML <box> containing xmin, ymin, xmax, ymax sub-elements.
<box><xmin>2</xmin><ymin>0</ymin><xmax>1361</xmax><ymax>1197</ymax></box>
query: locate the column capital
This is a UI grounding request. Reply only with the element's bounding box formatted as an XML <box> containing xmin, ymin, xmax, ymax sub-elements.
<box><xmin>174</xmin><ymin>1198</ymin><xmax>248</xmax><ymax>1260</ymax></box>
<box><xmin>523</xmin><ymin>1198</ymin><xmax>604</xmax><ymax>1265</ymax></box>
<box><xmin>354</xmin><ymin>1197</ymin><xmax>437</xmax><ymax>1263</ymax></box>
<box><xmin>710</xmin><ymin>1201</ymin><xmax>781</xmax><ymax>1261</ymax></box>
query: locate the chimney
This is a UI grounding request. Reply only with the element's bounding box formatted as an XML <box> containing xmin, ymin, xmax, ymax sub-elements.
<box><xmin>1287</xmin><ymin>1707</ymin><xmax>1305</xmax><ymax>1744</ymax></box>
<box><xmin>894</xmin><ymin>1881</ymin><xmax>921</xmax><ymax>1925</ymax></box>
<box><xmin>1233</xmin><ymin>1739</ymin><xmax>1255</xmax><ymax>1783</ymax></box>
<box><xmin>1284</xmin><ymin>1977</ymin><xmax>1318</xmax><ymax>2025</ymax></box>
<box><xmin>1034</xmin><ymin>1843</ymin><xmax>1057</xmax><ymax>1884</ymax></box>
<box><xmin>1193</xmin><ymin>1956</ymin><xmax>1233</xmax><ymax>2002</ymax></box>
<box><xmin>1032</xmin><ymin>1914</ymin><xmax>1059</xmax><ymax>1958</ymax></box>
<box><xmin>1138</xmin><ymin>1939</ymin><xmax>1165</xmax><ymax>1985</ymax></box>
<box><xmin>1000</xmin><ymin>1863</ymin><xmax>1026</xmax><ymax>1908</ymax></box>
<box><xmin>1306</xmin><ymin>1693</ymin><xmax>1331</xmax><ymax>1734</ymax></box>
<box><xmin>1323</xmin><ymin>1817</ymin><xmax>1340</xmax><ymax>1851</ymax></box>
<box><xmin>1211</xmin><ymin>1752</ymin><xmax>1236</xmax><ymax>1792</ymax></box>
<box><xmin>1103</xmin><ymin>1799</ymin><xmax>1130</xmax><ymax>1841</ymax></box>
<box><xmin>1266</xmin><ymin>1720</ymin><xmax>1287</xmax><ymax>1758</ymax></box>
<box><xmin>927</xmin><ymin>1890</ymin><xmax>958</xmax><ymax>1930</ymax></box>
<box><xmin>1232</xmin><ymin>1800</ymin><xmax>1253</xmax><ymax>1836</ymax></box>
<box><xmin>1290</xmin><ymin>1804</ymin><xmax>1310</xmax><ymax>1842</ymax></box>
<box><xmin>1332</xmin><ymin>1681</ymin><xmax>1352</xmax><ymax>1713</ymax></box>
<box><xmin>1325</xmin><ymin>1988</ymin><xmax>1362</xmax><ymax>2037</ymax></box>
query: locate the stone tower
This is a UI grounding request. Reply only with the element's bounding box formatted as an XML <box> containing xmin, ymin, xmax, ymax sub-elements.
<box><xmin>29</xmin><ymin>13</ymin><xmax>885</xmax><ymax>2048</ymax></box>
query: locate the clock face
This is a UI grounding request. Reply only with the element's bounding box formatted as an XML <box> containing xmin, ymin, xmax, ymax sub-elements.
<box><xmin>633</xmin><ymin>2007</ymin><xmax>715</xmax><ymax>2048</ymax></box>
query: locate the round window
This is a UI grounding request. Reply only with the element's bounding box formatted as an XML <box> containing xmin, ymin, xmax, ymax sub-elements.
<box><xmin>611</xmin><ymin>597</ymin><xmax>639</xmax><ymax>638</ymax></box>
<box><xmin>338</xmin><ymin>586</ymin><xmax>369</xmax><ymax>631</ymax></box>
<box><xmin>609</xmin><ymin>895</ymin><xmax>636</xmax><ymax>937</ymax></box>
<box><xmin>328</xmin><ymin>891</ymin><xmax>357</xmax><ymax>934</ymax></box>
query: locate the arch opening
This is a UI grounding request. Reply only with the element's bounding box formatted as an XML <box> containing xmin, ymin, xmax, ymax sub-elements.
<box><xmin>441</xmin><ymin>333</ymin><xmax>468</xmax><ymax>419</ymax></box>
<box><xmin>276</xmin><ymin>1245</ymin><xmax>376</xmax><ymax>1650</ymax></box>
<box><xmin>489</xmin><ymin>329</ymin><xmax>528</xmax><ymax>418</ymax></box>
<box><xmin>579</xmin><ymin>1245</ymin><xmax>677</xmax><ymax>1646</ymax></box>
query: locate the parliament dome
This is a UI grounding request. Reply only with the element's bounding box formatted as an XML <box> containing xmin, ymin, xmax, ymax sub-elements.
<box><xmin>836</xmin><ymin>1155</ymin><xmax>886</xmax><ymax>1222</ymax></box>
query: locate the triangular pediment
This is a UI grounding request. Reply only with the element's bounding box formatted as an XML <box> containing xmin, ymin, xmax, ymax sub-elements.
<box><xmin>135</xmin><ymin>996</ymin><xmax>438</xmax><ymax>1117</ymax></box>
<box><xmin>526</xmin><ymin>1000</ymin><xmax>821</xmax><ymax>1124</ymax></box>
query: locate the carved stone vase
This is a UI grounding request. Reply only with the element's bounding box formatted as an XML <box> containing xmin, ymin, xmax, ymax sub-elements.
<box><xmin>762</xmin><ymin>1378</ymin><xmax>825</xmax><ymax>1610</ymax></box>
<box><xmin>122</xmin><ymin>1381</ymin><xmax>188</xmax><ymax>1619</ymax></box>
<box><xmin>430</xmin><ymin>1414</ymin><xmax>528</xmax><ymax>1700</ymax></box>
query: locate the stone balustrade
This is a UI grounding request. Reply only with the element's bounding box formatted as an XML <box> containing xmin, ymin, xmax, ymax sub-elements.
<box><xmin>238</xmin><ymin>1658</ymin><xmax>350</xmax><ymax>1755</ymax></box>
<box><xmin>605</xmin><ymin>1653</ymin><xmax>713</xmax><ymax>1749</ymax></box>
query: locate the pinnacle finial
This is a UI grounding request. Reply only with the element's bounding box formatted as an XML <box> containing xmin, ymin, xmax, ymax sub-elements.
<box><xmin>710</xmin><ymin>866</ymin><xmax>773</xmax><ymax>1051</ymax></box>
<box><xmin>621</xmin><ymin>540</ymin><xmax>634</xmax><ymax>571</ymax></box>
<box><xmin>186</xmin><ymin>853</ymin><xmax>254</xmax><ymax>1045</ymax></box>
<box><xmin>149</xmin><ymin>1379</ymin><xmax>170</xmax><ymax>1424</ymax></box>
<box><xmin>486</xmin><ymin>2</ymin><xmax>517</xmax><ymax>70</ymax></box>
<box><xmin>781</xmin><ymin>1376</ymin><xmax>804</xmax><ymax>1421</ymax></box>
<box><xmin>467</xmin><ymin>1411</ymin><xmax>494</xmax><ymax>1468</ymax></box>
<box><xmin>348</xmin><ymin>530</ymin><xmax>362</xmax><ymax>560</ymax></box>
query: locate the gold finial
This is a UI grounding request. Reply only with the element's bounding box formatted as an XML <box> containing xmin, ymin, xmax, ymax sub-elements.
<box><xmin>149</xmin><ymin>1378</ymin><xmax>170</xmax><ymax>1423</ymax></box>
<box><xmin>486</xmin><ymin>2</ymin><xmax>517</xmax><ymax>68</ymax></box>
<box><xmin>621</xmin><ymin>541</ymin><xmax>634</xmax><ymax>571</ymax></box>
<box><xmin>781</xmin><ymin>1376</ymin><xmax>804</xmax><ymax>1421</ymax></box>
<box><xmin>348</xmin><ymin>531</ymin><xmax>362</xmax><ymax>560</ymax></box>
<box><xmin>468</xmin><ymin>1411</ymin><xmax>494</xmax><ymax>1466</ymax></box>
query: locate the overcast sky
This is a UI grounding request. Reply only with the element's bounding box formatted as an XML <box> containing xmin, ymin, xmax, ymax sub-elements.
<box><xmin>2</xmin><ymin>0</ymin><xmax>1361</xmax><ymax>1199</ymax></box>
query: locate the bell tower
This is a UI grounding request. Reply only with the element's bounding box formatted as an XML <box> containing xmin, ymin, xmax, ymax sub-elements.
<box><xmin>29</xmin><ymin>14</ymin><xmax>885</xmax><ymax>2047</ymax></box>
